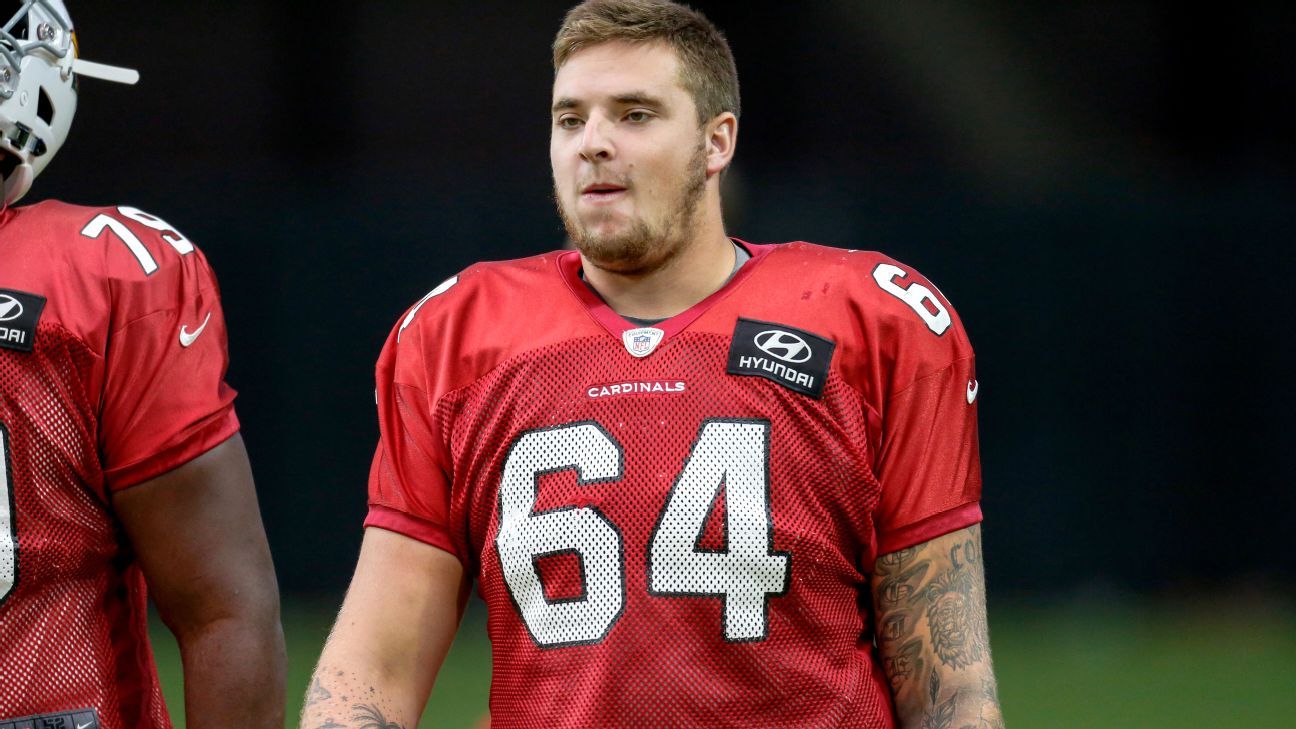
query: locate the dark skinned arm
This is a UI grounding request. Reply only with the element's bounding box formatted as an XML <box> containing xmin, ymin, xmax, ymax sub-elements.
<box><xmin>872</xmin><ymin>524</ymin><xmax>1004</xmax><ymax>729</ymax></box>
<box><xmin>113</xmin><ymin>433</ymin><xmax>285</xmax><ymax>728</ymax></box>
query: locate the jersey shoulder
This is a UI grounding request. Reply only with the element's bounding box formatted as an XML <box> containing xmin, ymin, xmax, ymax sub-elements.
<box><xmin>6</xmin><ymin>199</ymin><xmax>216</xmax><ymax>285</ymax></box>
<box><xmin>382</xmin><ymin>250</ymin><xmax>581</xmax><ymax>398</ymax></box>
<box><xmin>2</xmin><ymin>201</ymin><xmax>220</xmax><ymax>347</ymax></box>
<box><xmin>760</xmin><ymin>243</ymin><xmax>953</xmax><ymax>323</ymax></box>
<box><xmin>765</xmin><ymin>241</ymin><xmax>971</xmax><ymax>344</ymax></box>
<box><xmin>750</xmin><ymin>242</ymin><xmax>974</xmax><ymax>397</ymax></box>
<box><xmin>395</xmin><ymin>251</ymin><xmax>566</xmax><ymax>339</ymax></box>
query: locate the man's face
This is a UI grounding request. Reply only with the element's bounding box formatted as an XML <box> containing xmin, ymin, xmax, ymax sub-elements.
<box><xmin>550</xmin><ymin>41</ymin><xmax>709</xmax><ymax>274</ymax></box>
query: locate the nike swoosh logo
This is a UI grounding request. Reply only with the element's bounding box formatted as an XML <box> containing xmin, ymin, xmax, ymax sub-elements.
<box><xmin>77</xmin><ymin>721</ymin><xmax>95</xmax><ymax>729</ymax></box>
<box><xmin>966</xmin><ymin>379</ymin><xmax>979</xmax><ymax>404</ymax></box>
<box><xmin>179</xmin><ymin>312</ymin><xmax>212</xmax><ymax>348</ymax></box>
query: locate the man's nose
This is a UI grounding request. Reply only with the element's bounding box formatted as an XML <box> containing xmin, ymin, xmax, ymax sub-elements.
<box><xmin>579</xmin><ymin>116</ymin><xmax>614</xmax><ymax>162</ymax></box>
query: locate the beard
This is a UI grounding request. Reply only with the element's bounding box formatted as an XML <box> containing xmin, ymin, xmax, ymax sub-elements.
<box><xmin>556</xmin><ymin>140</ymin><xmax>708</xmax><ymax>275</ymax></box>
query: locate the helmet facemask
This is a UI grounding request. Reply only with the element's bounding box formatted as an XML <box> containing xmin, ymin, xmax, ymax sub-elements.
<box><xmin>0</xmin><ymin>0</ymin><xmax>137</xmax><ymax>205</ymax></box>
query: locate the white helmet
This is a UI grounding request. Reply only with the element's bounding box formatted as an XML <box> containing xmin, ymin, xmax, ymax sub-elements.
<box><xmin>0</xmin><ymin>0</ymin><xmax>138</xmax><ymax>205</ymax></box>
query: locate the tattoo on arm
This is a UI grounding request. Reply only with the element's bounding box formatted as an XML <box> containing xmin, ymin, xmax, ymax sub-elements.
<box><xmin>872</xmin><ymin>525</ymin><xmax>1004</xmax><ymax>728</ymax></box>
<box><xmin>883</xmin><ymin>638</ymin><xmax>925</xmax><ymax>691</ymax></box>
<box><xmin>301</xmin><ymin>671</ymin><xmax>412</xmax><ymax>729</ymax></box>
<box><xmin>925</xmin><ymin>565</ymin><xmax>988</xmax><ymax>670</ymax></box>
<box><xmin>923</xmin><ymin>692</ymin><xmax>958</xmax><ymax>729</ymax></box>
<box><xmin>306</xmin><ymin>677</ymin><xmax>333</xmax><ymax>708</ymax></box>
<box><xmin>352</xmin><ymin>704</ymin><xmax>407</xmax><ymax>729</ymax></box>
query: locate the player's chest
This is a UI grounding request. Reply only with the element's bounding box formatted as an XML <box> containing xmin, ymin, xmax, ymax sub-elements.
<box><xmin>447</xmin><ymin>334</ymin><xmax>877</xmax><ymax>576</ymax></box>
<box><xmin>448</xmin><ymin>330</ymin><xmax>870</xmax><ymax>484</ymax></box>
<box><xmin>446</xmin><ymin>333</ymin><xmax>878</xmax><ymax>650</ymax></box>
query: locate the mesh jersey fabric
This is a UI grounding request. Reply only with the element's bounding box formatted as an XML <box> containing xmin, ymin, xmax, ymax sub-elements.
<box><xmin>367</xmin><ymin>242</ymin><xmax>982</xmax><ymax>728</ymax></box>
<box><xmin>0</xmin><ymin>201</ymin><xmax>239</xmax><ymax>726</ymax></box>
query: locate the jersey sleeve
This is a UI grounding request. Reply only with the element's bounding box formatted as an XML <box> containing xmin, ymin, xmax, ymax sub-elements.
<box><xmin>98</xmin><ymin>209</ymin><xmax>239</xmax><ymax>490</ymax></box>
<box><xmin>364</xmin><ymin>296</ymin><xmax>459</xmax><ymax>558</ymax></box>
<box><xmin>859</xmin><ymin>257</ymin><xmax>983</xmax><ymax>555</ymax></box>
<box><xmin>872</xmin><ymin>354</ymin><xmax>982</xmax><ymax>554</ymax></box>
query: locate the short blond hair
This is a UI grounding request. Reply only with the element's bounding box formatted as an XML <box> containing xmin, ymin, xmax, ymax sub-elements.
<box><xmin>553</xmin><ymin>0</ymin><xmax>740</xmax><ymax>124</ymax></box>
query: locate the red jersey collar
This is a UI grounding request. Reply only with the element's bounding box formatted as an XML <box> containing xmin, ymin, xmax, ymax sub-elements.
<box><xmin>557</xmin><ymin>239</ymin><xmax>773</xmax><ymax>341</ymax></box>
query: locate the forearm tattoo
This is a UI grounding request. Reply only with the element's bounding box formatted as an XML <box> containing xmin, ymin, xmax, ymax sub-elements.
<box><xmin>305</xmin><ymin>678</ymin><xmax>332</xmax><ymax>708</ymax></box>
<box><xmin>351</xmin><ymin>704</ymin><xmax>406</xmax><ymax>729</ymax></box>
<box><xmin>301</xmin><ymin>672</ymin><xmax>411</xmax><ymax>729</ymax></box>
<box><xmin>872</xmin><ymin>525</ymin><xmax>1004</xmax><ymax>728</ymax></box>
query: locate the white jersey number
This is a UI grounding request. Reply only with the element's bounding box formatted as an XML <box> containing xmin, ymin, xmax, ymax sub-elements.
<box><xmin>496</xmin><ymin>419</ymin><xmax>790</xmax><ymax>648</ymax></box>
<box><xmin>872</xmin><ymin>263</ymin><xmax>952</xmax><ymax>335</ymax></box>
<box><xmin>0</xmin><ymin>424</ymin><xmax>17</xmax><ymax>606</ymax></box>
<box><xmin>648</xmin><ymin>420</ymin><xmax>789</xmax><ymax>641</ymax></box>
<box><xmin>80</xmin><ymin>207</ymin><xmax>194</xmax><ymax>275</ymax></box>
<box><xmin>496</xmin><ymin>422</ymin><xmax>626</xmax><ymax>647</ymax></box>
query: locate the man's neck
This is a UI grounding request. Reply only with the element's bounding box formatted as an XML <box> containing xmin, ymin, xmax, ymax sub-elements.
<box><xmin>581</xmin><ymin>220</ymin><xmax>735</xmax><ymax>321</ymax></box>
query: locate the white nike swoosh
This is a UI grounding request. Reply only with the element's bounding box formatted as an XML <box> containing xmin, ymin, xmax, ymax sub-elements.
<box><xmin>179</xmin><ymin>312</ymin><xmax>212</xmax><ymax>348</ymax></box>
<box><xmin>77</xmin><ymin>721</ymin><xmax>94</xmax><ymax>729</ymax></box>
<box><xmin>966</xmin><ymin>380</ymin><xmax>979</xmax><ymax>404</ymax></box>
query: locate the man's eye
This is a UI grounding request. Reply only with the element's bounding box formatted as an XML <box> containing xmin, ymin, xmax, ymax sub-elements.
<box><xmin>557</xmin><ymin>117</ymin><xmax>583</xmax><ymax>129</ymax></box>
<box><xmin>625</xmin><ymin>111</ymin><xmax>652</xmax><ymax>123</ymax></box>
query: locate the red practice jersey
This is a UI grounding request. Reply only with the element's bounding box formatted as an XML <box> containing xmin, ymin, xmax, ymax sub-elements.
<box><xmin>367</xmin><ymin>242</ymin><xmax>982</xmax><ymax>728</ymax></box>
<box><xmin>0</xmin><ymin>201</ymin><xmax>239</xmax><ymax>727</ymax></box>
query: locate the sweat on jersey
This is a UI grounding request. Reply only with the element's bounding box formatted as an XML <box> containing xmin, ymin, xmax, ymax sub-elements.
<box><xmin>366</xmin><ymin>241</ymin><xmax>982</xmax><ymax>728</ymax></box>
<box><xmin>0</xmin><ymin>201</ymin><xmax>238</xmax><ymax>727</ymax></box>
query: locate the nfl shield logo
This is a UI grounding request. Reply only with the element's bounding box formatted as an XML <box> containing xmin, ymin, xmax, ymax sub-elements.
<box><xmin>621</xmin><ymin>326</ymin><xmax>665</xmax><ymax>358</ymax></box>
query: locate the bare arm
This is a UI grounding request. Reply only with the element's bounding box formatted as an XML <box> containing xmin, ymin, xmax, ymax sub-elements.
<box><xmin>301</xmin><ymin>527</ymin><xmax>469</xmax><ymax>729</ymax></box>
<box><xmin>872</xmin><ymin>524</ymin><xmax>1003</xmax><ymax>729</ymax></box>
<box><xmin>113</xmin><ymin>433</ymin><xmax>286</xmax><ymax>729</ymax></box>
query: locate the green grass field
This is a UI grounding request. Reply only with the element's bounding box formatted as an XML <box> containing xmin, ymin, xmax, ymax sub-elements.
<box><xmin>150</xmin><ymin>597</ymin><xmax>1296</xmax><ymax>728</ymax></box>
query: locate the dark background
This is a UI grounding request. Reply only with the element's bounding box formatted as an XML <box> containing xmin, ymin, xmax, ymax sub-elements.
<box><xmin>35</xmin><ymin>2</ymin><xmax>1295</xmax><ymax>600</ymax></box>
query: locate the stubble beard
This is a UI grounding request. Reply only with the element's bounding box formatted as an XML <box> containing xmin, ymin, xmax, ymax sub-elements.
<box><xmin>557</xmin><ymin>141</ymin><xmax>708</xmax><ymax>276</ymax></box>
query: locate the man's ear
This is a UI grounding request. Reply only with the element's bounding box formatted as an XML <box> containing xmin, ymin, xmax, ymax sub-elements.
<box><xmin>705</xmin><ymin>112</ymin><xmax>738</xmax><ymax>177</ymax></box>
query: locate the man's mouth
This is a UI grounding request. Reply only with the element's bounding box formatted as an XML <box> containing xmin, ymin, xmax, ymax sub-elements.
<box><xmin>581</xmin><ymin>183</ymin><xmax>628</xmax><ymax>203</ymax></box>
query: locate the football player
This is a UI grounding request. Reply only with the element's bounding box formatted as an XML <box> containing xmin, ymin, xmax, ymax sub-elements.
<box><xmin>303</xmin><ymin>1</ymin><xmax>1001</xmax><ymax>727</ymax></box>
<box><xmin>0</xmin><ymin>2</ymin><xmax>284</xmax><ymax>727</ymax></box>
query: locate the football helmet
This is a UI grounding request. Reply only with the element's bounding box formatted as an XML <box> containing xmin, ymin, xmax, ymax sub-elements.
<box><xmin>0</xmin><ymin>0</ymin><xmax>138</xmax><ymax>205</ymax></box>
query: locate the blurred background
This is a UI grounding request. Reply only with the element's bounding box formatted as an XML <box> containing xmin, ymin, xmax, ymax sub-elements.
<box><xmin>32</xmin><ymin>1</ymin><xmax>1296</xmax><ymax>726</ymax></box>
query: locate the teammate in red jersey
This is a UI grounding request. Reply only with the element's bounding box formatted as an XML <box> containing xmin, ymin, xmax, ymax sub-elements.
<box><xmin>0</xmin><ymin>2</ymin><xmax>284</xmax><ymax>727</ymax></box>
<box><xmin>304</xmin><ymin>1</ymin><xmax>1002</xmax><ymax>727</ymax></box>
